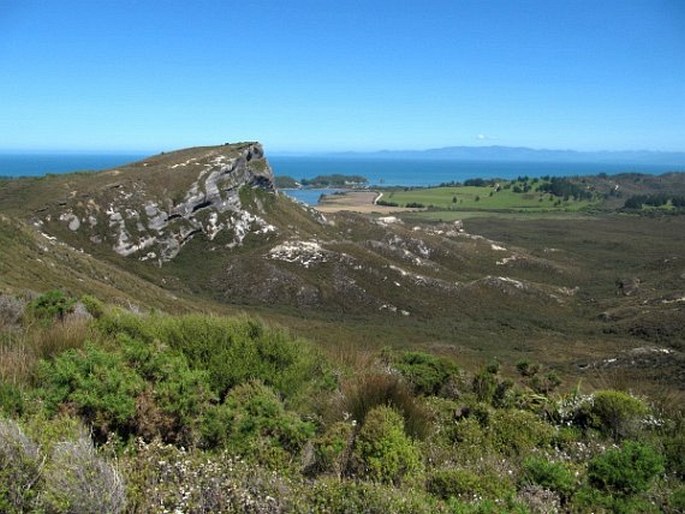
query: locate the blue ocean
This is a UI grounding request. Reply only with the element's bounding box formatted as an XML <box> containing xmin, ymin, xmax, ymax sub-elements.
<box><xmin>269</xmin><ymin>156</ymin><xmax>681</xmax><ymax>187</ymax></box>
<box><xmin>0</xmin><ymin>153</ymin><xmax>148</xmax><ymax>178</ymax></box>
<box><xmin>1</xmin><ymin>153</ymin><xmax>681</xmax><ymax>205</ymax></box>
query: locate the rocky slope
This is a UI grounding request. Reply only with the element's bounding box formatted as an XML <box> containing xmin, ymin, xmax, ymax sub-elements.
<box><xmin>30</xmin><ymin>143</ymin><xmax>277</xmax><ymax>264</ymax></box>
<box><xmin>0</xmin><ymin>142</ymin><xmax>581</xmax><ymax>316</ymax></box>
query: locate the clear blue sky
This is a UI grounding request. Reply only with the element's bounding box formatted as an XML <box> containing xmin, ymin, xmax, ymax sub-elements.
<box><xmin>1</xmin><ymin>0</ymin><xmax>684</xmax><ymax>153</ymax></box>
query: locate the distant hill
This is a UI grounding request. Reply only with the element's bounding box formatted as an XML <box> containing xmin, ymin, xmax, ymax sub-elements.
<box><xmin>328</xmin><ymin>145</ymin><xmax>685</xmax><ymax>166</ymax></box>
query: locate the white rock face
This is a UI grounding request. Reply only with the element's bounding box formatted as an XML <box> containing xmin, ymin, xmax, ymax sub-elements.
<box><xmin>377</xmin><ymin>216</ymin><xmax>402</xmax><ymax>226</ymax></box>
<box><xmin>268</xmin><ymin>240</ymin><xmax>329</xmax><ymax>268</ymax></box>
<box><xmin>59</xmin><ymin>212</ymin><xmax>81</xmax><ymax>231</ymax></box>
<box><xmin>54</xmin><ymin>143</ymin><xmax>277</xmax><ymax>264</ymax></box>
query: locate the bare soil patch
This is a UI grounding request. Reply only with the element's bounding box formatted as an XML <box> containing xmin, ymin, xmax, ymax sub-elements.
<box><xmin>315</xmin><ymin>191</ymin><xmax>416</xmax><ymax>214</ymax></box>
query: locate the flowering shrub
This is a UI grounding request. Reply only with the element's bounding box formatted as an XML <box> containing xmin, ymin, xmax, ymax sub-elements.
<box><xmin>124</xmin><ymin>439</ymin><xmax>299</xmax><ymax>513</ymax></box>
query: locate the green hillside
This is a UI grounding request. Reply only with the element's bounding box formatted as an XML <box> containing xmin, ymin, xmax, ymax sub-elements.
<box><xmin>1</xmin><ymin>146</ymin><xmax>684</xmax><ymax>512</ymax></box>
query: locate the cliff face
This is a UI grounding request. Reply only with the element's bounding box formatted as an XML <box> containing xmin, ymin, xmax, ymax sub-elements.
<box><xmin>35</xmin><ymin>142</ymin><xmax>278</xmax><ymax>264</ymax></box>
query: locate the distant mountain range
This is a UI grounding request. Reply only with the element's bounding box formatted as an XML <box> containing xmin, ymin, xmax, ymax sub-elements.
<box><xmin>325</xmin><ymin>146</ymin><xmax>685</xmax><ymax>166</ymax></box>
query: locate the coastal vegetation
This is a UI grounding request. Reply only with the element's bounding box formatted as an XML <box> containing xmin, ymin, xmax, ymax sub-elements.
<box><xmin>278</xmin><ymin>174</ymin><xmax>368</xmax><ymax>188</ymax></box>
<box><xmin>377</xmin><ymin>177</ymin><xmax>596</xmax><ymax>214</ymax></box>
<box><xmin>1</xmin><ymin>292</ymin><xmax>683</xmax><ymax>513</ymax></box>
<box><xmin>275</xmin><ymin>175</ymin><xmax>300</xmax><ymax>188</ymax></box>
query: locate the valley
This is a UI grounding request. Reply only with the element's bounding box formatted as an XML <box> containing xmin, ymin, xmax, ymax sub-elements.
<box><xmin>0</xmin><ymin>144</ymin><xmax>683</xmax><ymax>398</ymax></box>
<box><xmin>1</xmin><ymin>143</ymin><xmax>684</xmax><ymax>513</ymax></box>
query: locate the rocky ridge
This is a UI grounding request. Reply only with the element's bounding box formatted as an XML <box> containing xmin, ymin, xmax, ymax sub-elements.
<box><xmin>35</xmin><ymin>143</ymin><xmax>277</xmax><ymax>264</ymax></box>
<box><xmin>8</xmin><ymin>142</ymin><xmax>582</xmax><ymax>318</ymax></box>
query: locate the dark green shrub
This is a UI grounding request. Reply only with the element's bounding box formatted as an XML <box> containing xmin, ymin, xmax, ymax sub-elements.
<box><xmin>310</xmin><ymin>421</ymin><xmax>354</xmax><ymax>477</ymax></box>
<box><xmin>487</xmin><ymin>409</ymin><xmax>554</xmax><ymax>455</ymax></box>
<box><xmin>588</xmin><ymin>441</ymin><xmax>664</xmax><ymax>496</ymax></box>
<box><xmin>521</xmin><ymin>456</ymin><xmax>576</xmax><ymax>498</ymax></box>
<box><xmin>516</xmin><ymin>359</ymin><xmax>540</xmax><ymax>377</ymax></box>
<box><xmin>201</xmin><ymin>380</ymin><xmax>314</xmax><ymax>466</ymax></box>
<box><xmin>591</xmin><ymin>390</ymin><xmax>649</xmax><ymax>439</ymax></box>
<box><xmin>426</xmin><ymin>469</ymin><xmax>465</xmax><ymax>500</ymax></box>
<box><xmin>393</xmin><ymin>351</ymin><xmax>461</xmax><ymax>397</ymax></box>
<box><xmin>171</xmin><ymin>315</ymin><xmax>312</xmax><ymax>399</ymax></box>
<box><xmin>472</xmin><ymin>364</ymin><xmax>500</xmax><ymax>404</ymax></box>
<box><xmin>446</xmin><ymin>498</ymin><xmax>529</xmax><ymax>514</ymax></box>
<box><xmin>341</xmin><ymin>373</ymin><xmax>430</xmax><ymax>439</ymax></box>
<box><xmin>670</xmin><ymin>486</ymin><xmax>685</xmax><ymax>512</ymax></box>
<box><xmin>28</xmin><ymin>290</ymin><xmax>76</xmax><ymax>322</ymax></box>
<box><xmin>451</xmin><ymin>417</ymin><xmax>489</xmax><ymax>457</ymax></box>
<box><xmin>352</xmin><ymin>405</ymin><xmax>423</xmax><ymax>484</ymax></box>
<box><xmin>663</xmin><ymin>422</ymin><xmax>685</xmax><ymax>479</ymax></box>
<box><xmin>97</xmin><ymin>312</ymin><xmax>333</xmax><ymax>403</ymax></box>
<box><xmin>37</xmin><ymin>343</ymin><xmax>145</xmax><ymax>441</ymax></box>
<box><xmin>0</xmin><ymin>419</ymin><xmax>41</xmax><ymax>513</ymax></box>
<box><xmin>571</xmin><ymin>486</ymin><xmax>659</xmax><ymax>513</ymax></box>
<box><xmin>492</xmin><ymin>377</ymin><xmax>516</xmax><ymax>408</ymax></box>
<box><xmin>426</xmin><ymin>468</ymin><xmax>516</xmax><ymax>502</ymax></box>
<box><xmin>0</xmin><ymin>381</ymin><xmax>24</xmax><ymax>416</ymax></box>
<box><xmin>427</xmin><ymin>469</ymin><xmax>477</xmax><ymax>500</ymax></box>
<box><xmin>80</xmin><ymin>295</ymin><xmax>104</xmax><ymax>319</ymax></box>
<box><xmin>529</xmin><ymin>370</ymin><xmax>562</xmax><ymax>394</ymax></box>
<box><xmin>516</xmin><ymin>360</ymin><xmax>561</xmax><ymax>394</ymax></box>
<box><xmin>121</xmin><ymin>335</ymin><xmax>214</xmax><ymax>445</ymax></box>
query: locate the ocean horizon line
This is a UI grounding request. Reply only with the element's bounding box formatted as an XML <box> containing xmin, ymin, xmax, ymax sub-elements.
<box><xmin>1</xmin><ymin>152</ymin><xmax>683</xmax><ymax>188</ymax></box>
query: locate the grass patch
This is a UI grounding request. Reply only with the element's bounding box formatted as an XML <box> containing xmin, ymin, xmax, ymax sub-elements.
<box><xmin>385</xmin><ymin>182</ymin><xmax>596</xmax><ymax>213</ymax></box>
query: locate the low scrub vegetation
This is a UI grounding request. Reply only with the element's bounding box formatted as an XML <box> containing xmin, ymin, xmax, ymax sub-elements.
<box><xmin>0</xmin><ymin>291</ymin><xmax>683</xmax><ymax>512</ymax></box>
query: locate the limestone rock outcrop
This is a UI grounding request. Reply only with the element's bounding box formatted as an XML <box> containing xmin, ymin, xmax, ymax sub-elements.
<box><xmin>43</xmin><ymin>142</ymin><xmax>277</xmax><ymax>264</ymax></box>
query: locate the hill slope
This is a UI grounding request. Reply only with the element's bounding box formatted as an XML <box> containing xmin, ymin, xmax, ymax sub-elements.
<box><xmin>1</xmin><ymin>143</ymin><xmax>683</xmax><ymax>395</ymax></box>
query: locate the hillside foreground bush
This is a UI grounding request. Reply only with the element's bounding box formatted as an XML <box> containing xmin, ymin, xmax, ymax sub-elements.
<box><xmin>0</xmin><ymin>299</ymin><xmax>682</xmax><ymax>512</ymax></box>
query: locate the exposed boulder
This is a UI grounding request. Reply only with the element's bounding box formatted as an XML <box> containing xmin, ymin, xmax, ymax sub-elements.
<box><xmin>616</xmin><ymin>277</ymin><xmax>640</xmax><ymax>296</ymax></box>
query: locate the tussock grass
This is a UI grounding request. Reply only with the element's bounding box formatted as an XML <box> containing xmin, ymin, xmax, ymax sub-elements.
<box><xmin>338</xmin><ymin>373</ymin><xmax>431</xmax><ymax>440</ymax></box>
<box><xmin>0</xmin><ymin>317</ymin><xmax>91</xmax><ymax>385</ymax></box>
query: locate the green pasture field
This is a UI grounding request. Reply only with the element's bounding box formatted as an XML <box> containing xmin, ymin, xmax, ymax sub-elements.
<box><xmin>382</xmin><ymin>182</ymin><xmax>596</xmax><ymax>214</ymax></box>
